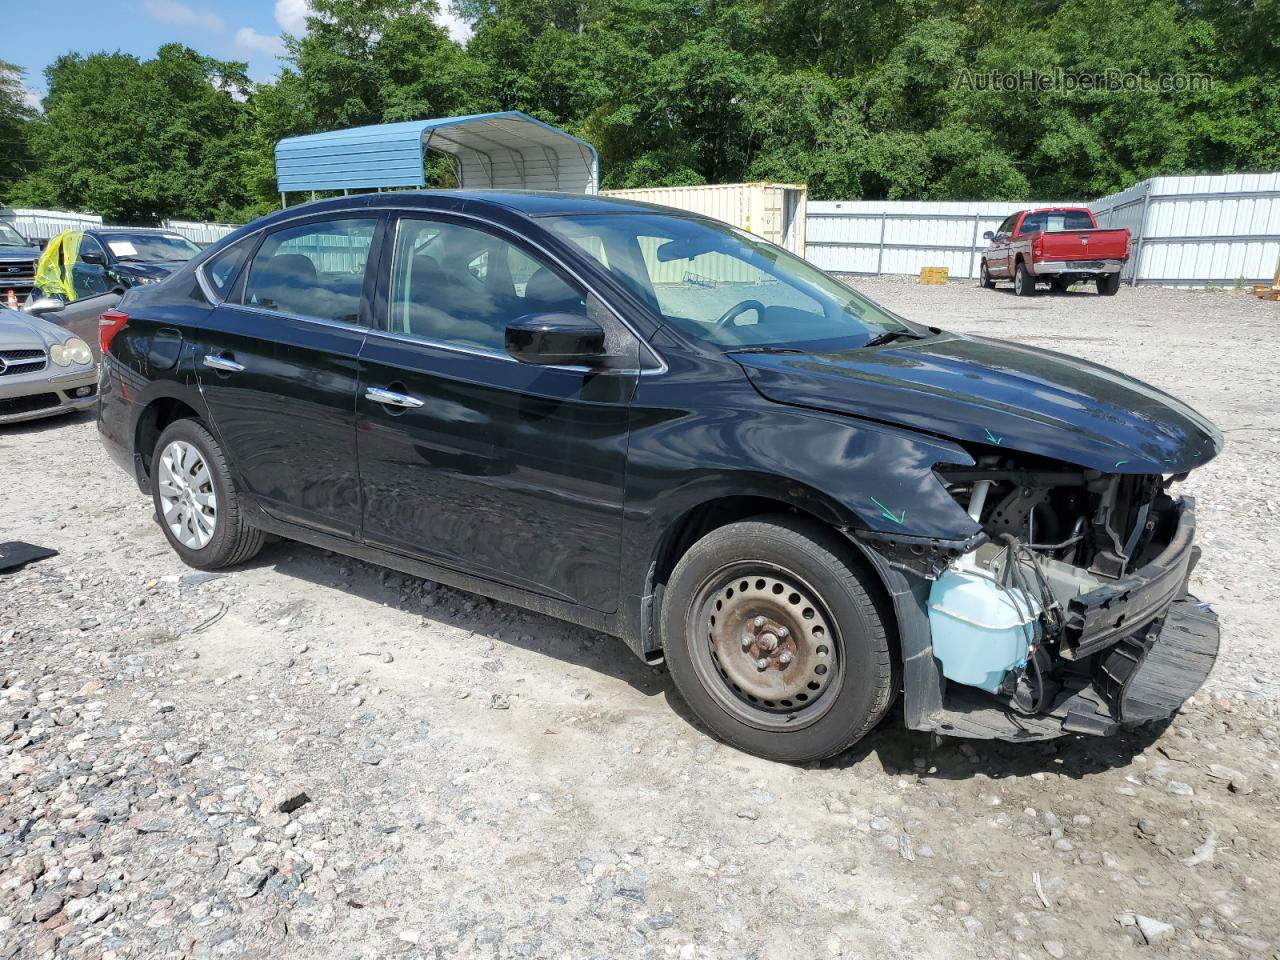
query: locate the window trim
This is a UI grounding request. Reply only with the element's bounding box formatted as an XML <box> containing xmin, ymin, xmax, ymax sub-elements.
<box><xmin>377</xmin><ymin>211</ymin><xmax>665</xmax><ymax>375</ymax></box>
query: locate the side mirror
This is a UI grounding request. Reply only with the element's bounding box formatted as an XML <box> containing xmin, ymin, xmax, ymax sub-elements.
<box><xmin>25</xmin><ymin>297</ymin><xmax>65</xmax><ymax>318</ymax></box>
<box><xmin>505</xmin><ymin>312</ymin><xmax>605</xmax><ymax>366</ymax></box>
<box><xmin>81</xmin><ymin>250</ymin><xmax>106</xmax><ymax>266</ymax></box>
<box><xmin>982</xmin><ymin>230</ymin><xmax>995</xmax><ymax>241</ymax></box>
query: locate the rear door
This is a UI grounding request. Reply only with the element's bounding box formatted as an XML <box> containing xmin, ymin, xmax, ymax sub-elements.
<box><xmin>194</xmin><ymin>214</ymin><xmax>383</xmax><ymax>538</ymax></box>
<box><xmin>355</xmin><ymin>213</ymin><xmax>638</xmax><ymax>609</ymax></box>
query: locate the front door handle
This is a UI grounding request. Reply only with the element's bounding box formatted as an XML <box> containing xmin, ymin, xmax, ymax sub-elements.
<box><xmin>365</xmin><ymin>386</ymin><xmax>424</xmax><ymax>409</ymax></box>
<box><xmin>203</xmin><ymin>354</ymin><xmax>245</xmax><ymax>373</ymax></box>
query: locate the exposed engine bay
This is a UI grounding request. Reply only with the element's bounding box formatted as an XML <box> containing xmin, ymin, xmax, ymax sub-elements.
<box><xmin>922</xmin><ymin>453</ymin><xmax>1215</xmax><ymax>735</ymax></box>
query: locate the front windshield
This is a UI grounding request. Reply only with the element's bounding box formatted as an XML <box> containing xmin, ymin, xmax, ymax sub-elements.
<box><xmin>100</xmin><ymin>232</ymin><xmax>201</xmax><ymax>263</ymax></box>
<box><xmin>0</xmin><ymin>222</ymin><xmax>27</xmax><ymax>246</ymax></box>
<box><xmin>543</xmin><ymin>213</ymin><xmax>909</xmax><ymax>351</ymax></box>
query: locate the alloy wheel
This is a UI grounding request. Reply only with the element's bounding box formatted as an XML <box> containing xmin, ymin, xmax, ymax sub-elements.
<box><xmin>689</xmin><ymin>563</ymin><xmax>843</xmax><ymax>731</ymax></box>
<box><xmin>157</xmin><ymin>440</ymin><xmax>218</xmax><ymax>550</ymax></box>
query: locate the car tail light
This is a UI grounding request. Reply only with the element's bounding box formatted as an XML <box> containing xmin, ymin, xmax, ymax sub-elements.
<box><xmin>1032</xmin><ymin>234</ymin><xmax>1044</xmax><ymax>258</ymax></box>
<box><xmin>99</xmin><ymin>309</ymin><xmax>129</xmax><ymax>355</ymax></box>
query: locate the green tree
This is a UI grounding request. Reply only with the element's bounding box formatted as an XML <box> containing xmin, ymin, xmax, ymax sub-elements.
<box><xmin>0</xmin><ymin>61</ymin><xmax>35</xmax><ymax>198</ymax></box>
<box><xmin>12</xmin><ymin>45</ymin><xmax>253</xmax><ymax>221</ymax></box>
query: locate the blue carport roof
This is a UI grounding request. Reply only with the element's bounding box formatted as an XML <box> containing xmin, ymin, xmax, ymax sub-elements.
<box><xmin>274</xmin><ymin>111</ymin><xmax>599</xmax><ymax>194</ymax></box>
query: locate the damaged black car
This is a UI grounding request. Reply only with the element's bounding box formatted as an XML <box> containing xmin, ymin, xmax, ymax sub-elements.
<box><xmin>96</xmin><ymin>191</ymin><xmax>1221</xmax><ymax>762</ymax></box>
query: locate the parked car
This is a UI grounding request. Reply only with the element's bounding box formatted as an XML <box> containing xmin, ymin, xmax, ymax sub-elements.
<box><xmin>979</xmin><ymin>207</ymin><xmax>1130</xmax><ymax>296</ymax></box>
<box><xmin>26</xmin><ymin>227</ymin><xmax>200</xmax><ymax>356</ymax></box>
<box><xmin>97</xmin><ymin>192</ymin><xmax>1221</xmax><ymax>762</ymax></box>
<box><xmin>0</xmin><ymin>302</ymin><xmax>97</xmax><ymax>425</ymax></box>
<box><xmin>0</xmin><ymin>219</ymin><xmax>42</xmax><ymax>304</ymax></box>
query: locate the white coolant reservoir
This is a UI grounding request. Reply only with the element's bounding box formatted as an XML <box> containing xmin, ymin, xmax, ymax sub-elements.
<box><xmin>927</xmin><ymin>569</ymin><xmax>1041</xmax><ymax>694</ymax></box>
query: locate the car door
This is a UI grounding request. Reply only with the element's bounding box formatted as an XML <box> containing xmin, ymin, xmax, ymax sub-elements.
<box><xmin>355</xmin><ymin>213</ymin><xmax>638</xmax><ymax>610</ymax></box>
<box><xmin>194</xmin><ymin>214</ymin><xmax>383</xmax><ymax>538</ymax></box>
<box><xmin>990</xmin><ymin>215</ymin><xmax>1016</xmax><ymax>277</ymax></box>
<box><xmin>72</xmin><ymin>234</ymin><xmax>112</xmax><ymax>298</ymax></box>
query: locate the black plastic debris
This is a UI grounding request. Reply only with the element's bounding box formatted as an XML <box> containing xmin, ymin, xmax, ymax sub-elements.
<box><xmin>0</xmin><ymin>541</ymin><xmax>58</xmax><ymax>574</ymax></box>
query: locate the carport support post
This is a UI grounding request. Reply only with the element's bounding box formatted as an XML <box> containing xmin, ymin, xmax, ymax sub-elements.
<box><xmin>968</xmin><ymin>212</ymin><xmax>981</xmax><ymax>279</ymax></box>
<box><xmin>280</xmin><ymin>192</ymin><xmax>286</xmax><ymax>210</ymax></box>
<box><xmin>876</xmin><ymin>212</ymin><xmax>887</xmax><ymax>275</ymax></box>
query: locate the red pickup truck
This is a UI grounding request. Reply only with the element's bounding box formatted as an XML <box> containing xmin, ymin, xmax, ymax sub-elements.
<box><xmin>979</xmin><ymin>207</ymin><xmax>1130</xmax><ymax>297</ymax></box>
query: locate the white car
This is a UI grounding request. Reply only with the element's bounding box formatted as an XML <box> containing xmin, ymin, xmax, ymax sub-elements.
<box><xmin>0</xmin><ymin>304</ymin><xmax>98</xmax><ymax>425</ymax></box>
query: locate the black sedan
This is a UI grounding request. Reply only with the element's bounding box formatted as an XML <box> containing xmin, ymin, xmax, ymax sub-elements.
<box><xmin>96</xmin><ymin>191</ymin><xmax>1222</xmax><ymax>762</ymax></box>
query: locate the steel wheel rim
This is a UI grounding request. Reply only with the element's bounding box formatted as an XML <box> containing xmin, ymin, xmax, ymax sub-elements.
<box><xmin>688</xmin><ymin>562</ymin><xmax>844</xmax><ymax>732</ymax></box>
<box><xmin>157</xmin><ymin>440</ymin><xmax>217</xmax><ymax>550</ymax></box>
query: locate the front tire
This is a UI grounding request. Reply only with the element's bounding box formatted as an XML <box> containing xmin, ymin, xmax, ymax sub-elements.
<box><xmin>1014</xmin><ymin>260</ymin><xmax>1037</xmax><ymax>296</ymax></box>
<box><xmin>979</xmin><ymin>260</ymin><xmax>995</xmax><ymax>289</ymax></box>
<box><xmin>661</xmin><ymin>516</ymin><xmax>896</xmax><ymax>762</ymax></box>
<box><xmin>151</xmin><ymin>419</ymin><xmax>264</xmax><ymax>570</ymax></box>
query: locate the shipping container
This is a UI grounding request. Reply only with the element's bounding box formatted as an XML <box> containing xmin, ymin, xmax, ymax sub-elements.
<box><xmin>601</xmin><ymin>183</ymin><xmax>808</xmax><ymax>257</ymax></box>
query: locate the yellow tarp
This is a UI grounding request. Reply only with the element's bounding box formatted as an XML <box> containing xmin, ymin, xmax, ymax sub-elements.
<box><xmin>34</xmin><ymin>230</ymin><xmax>83</xmax><ymax>302</ymax></box>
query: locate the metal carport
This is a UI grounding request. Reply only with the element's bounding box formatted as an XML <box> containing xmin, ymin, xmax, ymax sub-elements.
<box><xmin>274</xmin><ymin>111</ymin><xmax>599</xmax><ymax>203</ymax></box>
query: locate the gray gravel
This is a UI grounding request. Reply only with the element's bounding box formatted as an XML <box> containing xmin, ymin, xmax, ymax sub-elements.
<box><xmin>1</xmin><ymin>279</ymin><xmax>1278</xmax><ymax>959</ymax></box>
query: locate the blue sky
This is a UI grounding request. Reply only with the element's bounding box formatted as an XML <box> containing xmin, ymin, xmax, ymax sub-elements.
<box><xmin>7</xmin><ymin>0</ymin><xmax>471</xmax><ymax>104</ymax></box>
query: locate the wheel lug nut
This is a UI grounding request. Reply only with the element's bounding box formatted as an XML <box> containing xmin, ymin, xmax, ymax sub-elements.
<box><xmin>777</xmin><ymin>627</ymin><xmax>789</xmax><ymax>639</ymax></box>
<box><xmin>753</xmin><ymin>616</ymin><xmax>766</xmax><ymax>629</ymax></box>
<box><xmin>779</xmin><ymin>651</ymin><xmax>794</xmax><ymax>666</ymax></box>
<box><xmin>755</xmin><ymin>658</ymin><xmax>769</xmax><ymax>671</ymax></box>
<box><xmin>741</xmin><ymin>635</ymin><xmax>752</xmax><ymax>650</ymax></box>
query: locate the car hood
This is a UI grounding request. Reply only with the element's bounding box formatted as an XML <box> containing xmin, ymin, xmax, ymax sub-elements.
<box><xmin>0</xmin><ymin>244</ymin><xmax>41</xmax><ymax>261</ymax></box>
<box><xmin>734</xmin><ymin>332</ymin><xmax>1222</xmax><ymax>473</ymax></box>
<box><xmin>113</xmin><ymin>260</ymin><xmax>186</xmax><ymax>280</ymax></box>
<box><xmin>0</xmin><ymin>306</ymin><xmax>68</xmax><ymax>350</ymax></box>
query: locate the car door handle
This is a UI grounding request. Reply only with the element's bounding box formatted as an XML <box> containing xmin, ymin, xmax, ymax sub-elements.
<box><xmin>365</xmin><ymin>386</ymin><xmax>424</xmax><ymax>409</ymax></box>
<box><xmin>203</xmin><ymin>354</ymin><xmax>245</xmax><ymax>373</ymax></box>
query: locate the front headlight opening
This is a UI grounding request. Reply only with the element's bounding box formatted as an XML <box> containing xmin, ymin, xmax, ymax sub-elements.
<box><xmin>51</xmin><ymin>338</ymin><xmax>92</xmax><ymax>366</ymax></box>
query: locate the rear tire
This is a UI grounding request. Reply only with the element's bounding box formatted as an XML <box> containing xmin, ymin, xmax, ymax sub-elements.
<box><xmin>1097</xmin><ymin>272</ymin><xmax>1121</xmax><ymax>296</ymax></box>
<box><xmin>1014</xmin><ymin>260</ymin><xmax>1037</xmax><ymax>296</ymax></box>
<box><xmin>661</xmin><ymin>515</ymin><xmax>897</xmax><ymax>762</ymax></box>
<box><xmin>151</xmin><ymin>419</ymin><xmax>264</xmax><ymax>570</ymax></box>
<box><xmin>979</xmin><ymin>260</ymin><xmax>996</xmax><ymax>289</ymax></box>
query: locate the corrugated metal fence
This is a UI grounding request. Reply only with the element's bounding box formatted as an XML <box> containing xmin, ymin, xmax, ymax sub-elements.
<box><xmin>1089</xmin><ymin>173</ymin><xmax>1280</xmax><ymax>286</ymax></box>
<box><xmin>806</xmin><ymin>201</ymin><xmax>1082</xmax><ymax>279</ymax></box>
<box><xmin>807</xmin><ymin>172</ymin><xmax>1280</xmax><ymax>287</ymax></box>
<box><xmin>10</xmin><ymin>208</ymin><xmax>103</xmax><ymax>241</ymax></box>
<box><xmin>161</xmin><ymin>219</ymin><xmax>242</xmax><ymax>245</ymax></box>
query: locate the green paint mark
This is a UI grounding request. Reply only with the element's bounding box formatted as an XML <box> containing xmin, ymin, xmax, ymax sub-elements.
<box><xmin>1115</xmin><ymin>460</ymin><xmax>1130</xmax><ymax>468</ymax></box>
<box><xmin>870</xmin><ymin>496</ymin><xmax>906</xmax><ymax>525</ymax></box>
<box><xmin>984</xmin><ymin>428</ymin><xmax>1003</xmax><ymax>445</ymax></box>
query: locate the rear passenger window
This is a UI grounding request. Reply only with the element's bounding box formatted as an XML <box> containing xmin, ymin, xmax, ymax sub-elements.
<box><xmin>242</xmin><ymin>219</ymin><xmax>376</xmax><ymax>324</ymax></box>
<box><xmin>388</xmin><ymin>217</ymin><xmax>586</xmax><ymax>352</ymax></box>
<box><xmin>203</xmin><ymin>236</ymin><xmax>253</xmax><ymax>299</ymax></box>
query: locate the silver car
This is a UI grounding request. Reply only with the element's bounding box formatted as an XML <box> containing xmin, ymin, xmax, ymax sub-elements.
<box><xmin>0</xmin><ymin>304</ymin><xmax>98</xmax><ymax>425</ymax></box>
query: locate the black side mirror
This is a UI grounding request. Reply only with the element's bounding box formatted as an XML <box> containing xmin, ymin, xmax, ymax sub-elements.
<box><xmin>25</xmin><ymin>297</ymin><xmax>65</xmax><ymax>317</ymax></box>
<box><xmin>506</xmin><ymin>312</ymin><xmax>605</xmax><ymax>366</ymax></box>
<box><xmin>982</xmin><ymin>230</ymin><xmax>995</xmax><ymax>241</ymax></box>
<box><xmin>81</xmin><ymin>250</ymin><xmax>106</xmax><ymax>266</ymax></box>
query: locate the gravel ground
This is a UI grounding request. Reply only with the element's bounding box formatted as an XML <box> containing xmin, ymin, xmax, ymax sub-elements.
<box><xmin>1</xmin><ymin>279</ymin><xmax>1278</xmax><ymax>960</ymax></box>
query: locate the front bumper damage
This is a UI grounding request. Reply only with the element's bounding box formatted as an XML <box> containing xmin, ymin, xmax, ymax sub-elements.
<box><xmin>852</xmin><ymin>495</ymin><xmax>1219</xmax><ymax>742</ymax></box>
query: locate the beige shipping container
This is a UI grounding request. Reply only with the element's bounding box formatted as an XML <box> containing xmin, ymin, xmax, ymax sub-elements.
<box><xmin>600</xmin><ymin>182</ymin><xmax>808</xmax><ymax>257</ymax></box>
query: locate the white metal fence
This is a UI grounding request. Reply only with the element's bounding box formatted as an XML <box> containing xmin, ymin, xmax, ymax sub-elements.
<box><xmin>807</xmin><ymin>172</ymin><xmax>1280</xmax><ymax>287</ymax></box>
<box><xmin>8</xmin><ymin>208</ymin><xmax>103</xmax><ymax>241</ymax></box>
<box><xmin>161</xmin><ymin>219</ymin><xmax>242</xmax><ymax>245</ymax></box>
<box><xmin>1089</xmin><ymin>173</ymin><xmax>1280</xmax><ymax>286</ymax></box>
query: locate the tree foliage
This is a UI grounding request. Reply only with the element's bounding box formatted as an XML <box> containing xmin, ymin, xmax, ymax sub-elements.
<box><xmin>4</xmin><ymin>0</ymin><xmax>1278</xmax><ymax>220</ymax></box>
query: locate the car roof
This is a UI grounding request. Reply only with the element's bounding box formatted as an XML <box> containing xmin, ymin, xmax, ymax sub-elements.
<box><xmin>263</xmin><ymin>189</ymin><xmax>708</xmax><ymax>222</ymax></box>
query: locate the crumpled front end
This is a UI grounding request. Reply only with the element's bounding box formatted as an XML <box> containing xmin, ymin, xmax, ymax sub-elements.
<box><xmin>856</xmin><ymin>451</ymin><xmax>1219</xmax><ymax>741</ymax></box>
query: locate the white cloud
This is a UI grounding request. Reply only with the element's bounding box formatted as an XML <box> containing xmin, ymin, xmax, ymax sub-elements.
<box><xmin>142</xmin><ymin>0</ymin><xmax>224</xmax><ymax>31</ymax></box>
<box><xmin>436</xmin><ymin>8</ymin><xmax>473</xmax><ymax>44</ymax></box>
<box><xmin>273</xmin><ymin>0</ymin><xmax>471</xmax><ymax>43</ymax></box>
<box><xmin>235</xmin><ymin>26</ymin><xmax>286</xmax><ymax>57</ymax></box>
<box><xmin>22</xmin><ymin>87</ymin><xmax>42</xmax><ymax>113</ymax></box>
<box><xmin>274</xmin><ymin>0</ymin><xmax>311</xmax><ymax>34</ymax></box>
